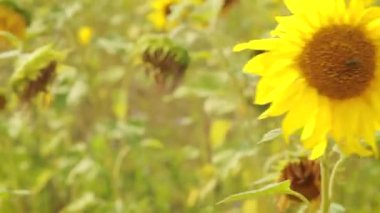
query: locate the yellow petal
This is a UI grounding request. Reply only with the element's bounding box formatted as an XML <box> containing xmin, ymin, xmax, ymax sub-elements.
<box><xmin>357</xmin><ymin>100</ymin><xmax>378</xmax><ymax>156</ymax></box>
<box><xmin>302</xmin><ymin>95</ymin><xmax>331</xmax><ymax>144</ymax></box>
<box><xmin>282</xmin><ymin>86</ymin><xmax>318</xmax><ymax>139</ymax></box>
<box><xmin>337</xmin><ymin>137</ymin><xmax>373</xmax><ymax>156</ymax></box>
<box><xmin>316</xmin><ymin>0</ymin><xmax>345</xmax><ymax>24</ymax></box>
<box><xmin>330</xmin><ymin>100</ymin><xmax>357</xmax><ymax>141</ymax></box>
<box><xmin>258</xmin><ymin>79</ymin><xmax>305</xmax><ymax>119</ymax></box>
<box><xmin>309</xmin><ymin>140</ymin><xmax>327</xmax><ymax>160</ymax></box>
<box><xmin>273</xmin><ymin>15</ymin><xmax>314</xmax><ymax>43</ymax></box>
<box><xmin>233</xmin><ymin>39</ymin><xmax>280</xmax><ymax>52</ymax></box>
<box><xmin>301</xmin><ymin>113</ymin><xmax>317</xmax><ymax>141</ymax></box>
<box><xmin>242</xmin><ymin>53</ymin><xmax>268</xmax><ymax>76</ymax></box>
<box><xmin>284</xmin><ymin>0</ymin><xmax>315</xmax><ymax>14</ymax></box>
<box><xmin>347</xmin><ymin>0</ymin><xmax>367</xmax><ymax>25</ymax></box>
<box><xmin>359</xmin><ymin>7</ymin><xmax>380</xmax><ymax>25</ymax></box>
<box><xmin>255</xmin><ymin>68</ymin><xmax>299</xmax><ymax>105</ymax></box>
<box><xmin>335</xmin><ymin>0</ymin><xmax>346</xmax><ymax>14</ymax></box>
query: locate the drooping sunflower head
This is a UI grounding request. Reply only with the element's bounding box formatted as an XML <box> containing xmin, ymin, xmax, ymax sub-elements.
<box><xmin>147</xmin><ymin>0</ymin><xmax>178</xmax><ymax>31</ymax></box>
<box><xmin>0</xmin><ymin>0</ymin><xmax>30</xmax><ymax>50</ymax></box>
<box><xmin>11</xmin><ymin>45</ymin><xmax>65</xmax><ymax>102</ymax></box>
<box><xmin>140</xmin><ymin>36</ymin><xmax>190</xmax><ymax>90</ymax></box>
<box><xmin>235</xmin><ymin>0</ymin><xmax>380</xmax><ymax>158</ymax></box>
<box><xmin>277</xmin><ymin>158</ymin><xmax>320</xmax><ymax>211</ymax></box>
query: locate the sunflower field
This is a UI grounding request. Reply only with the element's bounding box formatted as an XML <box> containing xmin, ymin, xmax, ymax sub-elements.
<box><xmin>2</xmin><ymin>0</ymin><xmax>380</xmax><ymax>212</ymax></box>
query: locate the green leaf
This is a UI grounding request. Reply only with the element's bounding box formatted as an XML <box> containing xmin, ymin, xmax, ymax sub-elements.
<box><xmin>258</xmin><ymin>128</ymin><xmax>282</xmax><ymax>144</ymax></box>
<box><xmin>0</xmin><ymin>31</ymin><xmax>22</xmax><ymax>47</ymax></box>
<box><xmin>330</xmin><ymin>203</ymin><xmax>346</xmax><ymax>213</ymax></box>
<box><xmin>61</xmin><ymin>192</ymin><xmax>96</xmax><ymax>212</ymax></box>
<box><xmin>0</xmin><ymin>49</ymin><xmax>20</xmax><ymax>59</ymax></box>
<box><xmin>141</xmin><ymin>138</ymin><xmax>164</xmax><ymax>149</ymax></box>
<box><xmin>217</xmin><ymin>180</ymin><xmax>309</xmax><ymax>205</ymax></box>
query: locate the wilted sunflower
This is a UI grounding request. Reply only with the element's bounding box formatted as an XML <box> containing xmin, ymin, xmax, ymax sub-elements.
<box><xmin>141</xmin><ymin>36</ymin><xmax>190</xmax><ymax>90</ymax></box>
<box><xmin>10</xmin><ymin>45</ymin><xmax>65</xmax><ymax>102</ymax></box>
<box><xmin>148</xmin><ymin>0</ymin><xmax>178</xmax><ymax>31</ymax></box>
<box><xmin>235</xmin><ymin>0</ymin><xmax>380</xmax><ymax>158</ymax></box>
<box><xmin>277</xmin><ymin>158</ymin><xmax>320</xmax><ymax>211</ymax></box>
<box><xmin>0</xmin><ymin>1</ymin><xmax>30</xmax><ymax>50</ymax></box>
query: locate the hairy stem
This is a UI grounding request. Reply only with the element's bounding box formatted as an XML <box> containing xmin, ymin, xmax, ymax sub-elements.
<box><xmin>320</xmin><ymin>155</ymin><xmax>330</xmax><ymax>213</ymax></box>
<box><xmin>328</xmin><ymin>155</ymin><xmax>345</xmax><ymax>201</ymax></box>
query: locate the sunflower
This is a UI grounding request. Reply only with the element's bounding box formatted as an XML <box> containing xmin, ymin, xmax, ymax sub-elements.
<box><xmin>234</xmin><ymin>0</ymin><xmax>380</xmax><ymax>159</ymax></box>
<box><xmin>147</xmin><ymin>0</ymin><xmax>206</xmax><ymax>31</ymax></box>
<box><xmin>277</xmin><ymin>158</ymin><xmax>320</xmax><ymax>211</ymax></box>
<box><xmin>11</xmin><ymin>45</ymin><xmax>65</xmax><ymax>102</ymax></box>
<box><xmin>148</xmin><ymin>0</ymin><xmax>178</xmax><ymax>31</ymax></box>
<box><xmin>141</xmin><ymin>36</ymin><xmax>190</xmax><ymax>90</ymax></box>
<box><xmin>0</xmin><ymin>1</ymin><xmax>29</xmax><ymax>50</ymax></box>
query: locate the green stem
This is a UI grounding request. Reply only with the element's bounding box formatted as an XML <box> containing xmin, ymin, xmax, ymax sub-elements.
<box><xmin>328</xmin><ymin>156</ymin><xmax>345</xmax><ymax>201</ymax></box>
<box><xmin>320</xmin><ymin>155</ymin><xmax>330</xmax><ymax>213</ymax></box>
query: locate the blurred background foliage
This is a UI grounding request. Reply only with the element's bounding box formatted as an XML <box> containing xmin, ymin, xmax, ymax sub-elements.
<box><xmin>1</xmin><ymin>0</ymin><xmax>380</xmax><ymax>212</ymax></box>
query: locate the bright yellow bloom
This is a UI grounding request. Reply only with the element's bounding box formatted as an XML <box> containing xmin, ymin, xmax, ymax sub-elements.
<box><xmin>147</xmin><ymin>0</ymin><xmax>205</xmax><ymax>31</ymax></box>
<box><xmin>0</xmin><ymin>3</ymin><xmax>28</xmax><ymax>50</ymax></box>
<box><xmin>148</xmin><ymin>0</ymin><xmax>178</xmax><ymax>31</ymax></box>
<box><xmin>77</xmin><ymin>26</ymin><xmax>94</xmax><ymax>46</ymax></box>
<box><xmin>209</xmin><ymin>119</ymin><xmax>232</xmax><ymax>148</ymax></box>
<box><xmin>235</xmin><ymin>0</ymin><xmax>380</xmax><ymax>159</ymax></box>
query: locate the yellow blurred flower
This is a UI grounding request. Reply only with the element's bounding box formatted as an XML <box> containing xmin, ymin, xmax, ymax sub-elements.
<box><xmin>77</xmin><ymin>26</ymin><xmax>94</xmax><ymax>46</ymax></box>
<box><xmin>242</xmin><ymin>199</ymin><xmax>258</xmax><ymax>213</ymax></box>
<box><xmin>148</xmin><ymin>0</ymin><xmax>178</xmax><ymax>31</ymax></box>
<box><xmin>209</xmin><ymin>119</ymin><xmax>232</xmax><ymax>148</ymax></box>
<box><xmin>186</xmin><ymin>188</ymin><xmax>199</xmax><ymax>207</ymax></box>
<box><xmin>147</xmin><ymin>0</ymin><xmax>205</xmax><ymax>31</ymax></box>
<box><xmin>0</xmin><ymin>2</ymin><xmax>29</xmax><ymax>50</ymax></box>
<box><xmin>235</xmin><ymin>0</ymin><xmax>380</xmax><ymax>158</ymax></box>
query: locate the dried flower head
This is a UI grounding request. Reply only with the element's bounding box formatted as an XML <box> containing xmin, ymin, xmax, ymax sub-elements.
<box><xmin>277</xmin><ymin>158</ymin><xmax>320</xmax><ymax>211</ymax></box>
<box><xmin>141</xmin><ymin>36</ymin><xmax>190</xmax><ymax>90</ymax></box>
<box><xmin>10</xmin><ymin>45</ymin><xmax>65</xmax><ymax>102</ymax></box>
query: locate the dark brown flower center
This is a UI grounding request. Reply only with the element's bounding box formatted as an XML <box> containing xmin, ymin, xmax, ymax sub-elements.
<box><xmin>299</xmin><ymin>25</ymin><xmax>376</xmax><ymax>99</ymax></box>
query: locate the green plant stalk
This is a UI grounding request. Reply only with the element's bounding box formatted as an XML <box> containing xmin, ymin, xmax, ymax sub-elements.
<box><xmin>320</xmin><ymin>155</ymin><xmax>330</xmax><ymax>213</ymax></box>
<box><xmin>328</xmin><ymin>155</ymin><xmax>345</xmax><ymax>200</ymax></box>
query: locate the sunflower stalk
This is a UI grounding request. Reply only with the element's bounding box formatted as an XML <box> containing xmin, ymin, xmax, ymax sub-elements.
<box><xmin>328</xmin><ymin>155</ymin><xmax>345</xmax><ymax>201</ymax></box>
<box><xmin>320</xmin><ymin>155</ymin><xmax>330</xmax><ymax>213</ymax></box>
